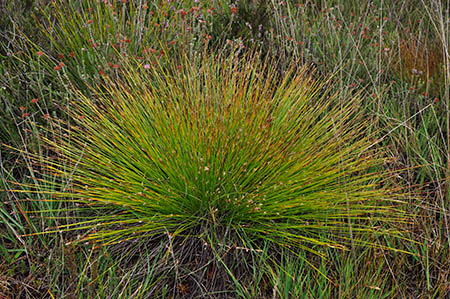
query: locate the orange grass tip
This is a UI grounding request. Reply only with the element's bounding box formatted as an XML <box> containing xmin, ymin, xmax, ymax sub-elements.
<box><xmin>176</xmin><ymin>9</ymin><xmax>187</xmax><ymax>18</ymax></box>
<box><xmin>54</xmin><ymin>62</ymin><xmax>65</xmax><ymax>71</ymax></box>
<box><xmin>31</xmin><ymin>98</ymin><xmax>38</xmax><ymax>104</ymax></box>
<box><xmin>36</xmin><ymin>51</ymin><xmax>44</xmax><ymax>57</ymax></box>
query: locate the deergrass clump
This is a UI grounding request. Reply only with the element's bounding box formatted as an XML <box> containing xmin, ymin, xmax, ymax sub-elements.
<box><xmin>30</xmin><ymin>54</ymin><xmax>406</xmax><ymax>292</ymax></box>
<box><xmin>43</xmin><ymin>54</ymin><xmax>402</xmax><ymax>243</ymax></box>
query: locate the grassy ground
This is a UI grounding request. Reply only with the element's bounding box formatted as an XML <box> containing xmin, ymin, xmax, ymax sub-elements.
<box><xmin>1</xmin><ymin>0</ymin><xmax>449</xmax><ymax>298</ymax></box>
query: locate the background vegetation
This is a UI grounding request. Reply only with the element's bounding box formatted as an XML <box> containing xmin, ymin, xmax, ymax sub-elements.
<box><xmin>1</xmin><ymin>0</ymin><xmax>449</xmax><ymax>298</ymax></box>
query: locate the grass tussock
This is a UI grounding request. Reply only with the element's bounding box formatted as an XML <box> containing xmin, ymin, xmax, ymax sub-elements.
<box><xmin>15</xmin><ymin>53</ymin><xmax>405</xmax><ymax>296</ymax></box>
<box><xmin>1</xmin><ymin>0</ymin><xmax>449</xmax><ymax>297</ymax></box>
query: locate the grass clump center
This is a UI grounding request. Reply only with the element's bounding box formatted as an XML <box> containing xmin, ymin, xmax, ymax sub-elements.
<box><xmin>41</xmin><ymin>54</ymin><xmax>403</xmax><ymax>271</ymax></box>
